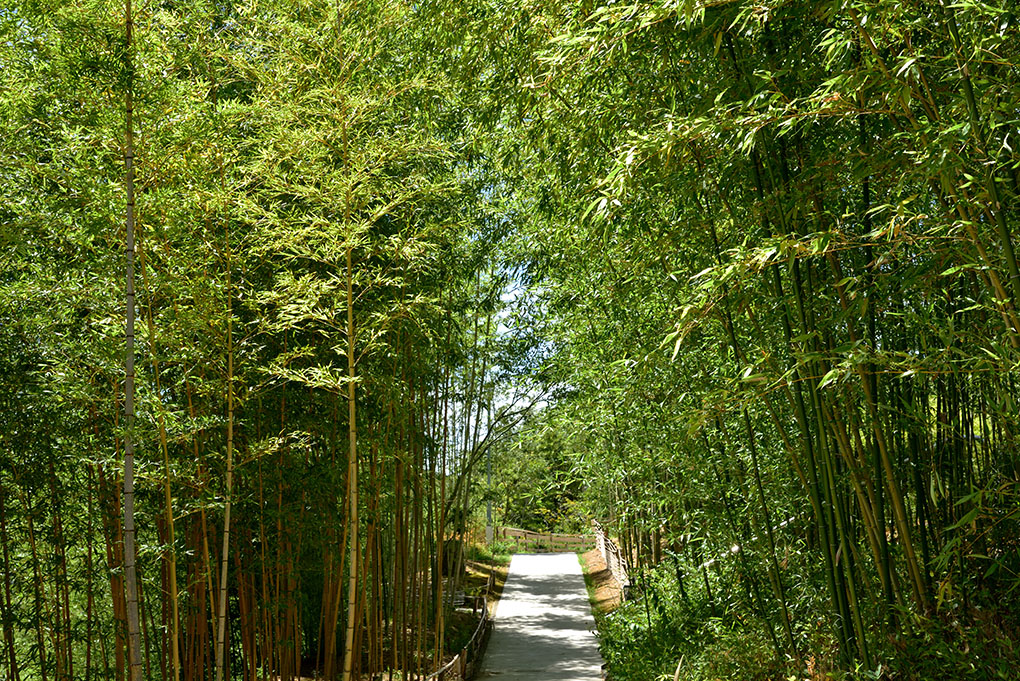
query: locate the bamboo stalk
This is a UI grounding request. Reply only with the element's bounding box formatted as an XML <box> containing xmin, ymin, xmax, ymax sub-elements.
<box><xmin>120</xmin><ymin>1</ymin><xmax>143</xmax><ymax>677</ymax></box>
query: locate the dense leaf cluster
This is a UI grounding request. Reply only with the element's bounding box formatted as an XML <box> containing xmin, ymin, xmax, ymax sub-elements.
<box><xmin>1</xmin><ymin>1</ymin><xmax>517</xmax><ymax>679</ymax></box>
<box><xmin>465</xmin><ymin>1</ymin><xmax>1020</xmax><ymax>678</ymax></box>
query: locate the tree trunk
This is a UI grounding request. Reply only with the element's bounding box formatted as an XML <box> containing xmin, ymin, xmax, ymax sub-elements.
<box><xmin>341</xmin><ymin>118</ymin><xmax>361</xmax><ymax>681</ymax></box>
<box><xmin>121</xmin><ymin>0</ymin><xmax>144</xmax><ymax>676</ymax></box>
<box><xmin>214</xmin><ymin>226</ymin><xmax>236</xmax><ymax>681</ymax></box>
<box><xmin>0</xmin><ymin>480</ymin><xmax>18</xmax><ymax>681</ymax></box>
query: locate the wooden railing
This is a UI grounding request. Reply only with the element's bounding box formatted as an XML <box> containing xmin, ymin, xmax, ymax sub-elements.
<box><xmin>425</xmin><ymin>573</ymin><xmax>495</xmax><ymax>681</ymax></box>
<box><xmin>495</xmin><ymin>526</ymin><xmax>593</xmax><ymax>552</ymax></box>
<box><xmin>592</xmin><ymin>520</ymin><xmax>630</xmax><ymax>590</ymax></box>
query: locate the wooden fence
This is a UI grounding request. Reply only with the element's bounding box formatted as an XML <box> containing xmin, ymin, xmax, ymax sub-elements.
<box><xmin>592</xmin><ymin>520</ymin><xmax>630</xmax><ymax>590</ymax></box>
<box><xmin>494</xmin><ymin>526</ymin><xmax>593</xmax><ymax>552</ymax></box>
<box><xmin>425</xmin><ymin>573</ymin><xmax>494</xmax><ymax>681</ymax></box>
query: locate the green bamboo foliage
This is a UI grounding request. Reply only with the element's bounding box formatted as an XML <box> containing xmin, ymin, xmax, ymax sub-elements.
<box><xmin>461</xmin><ymin>0</ymin><xmax>1020</xmax><ymax>678</ymax></box>
<box><xmin>1</xmin><ymin>1</ymin><xmax>511</xmax><ymax>679</ymax></box>
<box><xmin>4</xmin><ymin>1</ymin><xmax>1020</xmax><ymax>680</ymax></box>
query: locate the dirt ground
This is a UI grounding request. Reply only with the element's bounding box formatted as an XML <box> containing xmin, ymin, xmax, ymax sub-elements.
<box><xmin>578</xmin><ymin>548</ymin><xmax>623</xmax><ymax>615</ymax></box>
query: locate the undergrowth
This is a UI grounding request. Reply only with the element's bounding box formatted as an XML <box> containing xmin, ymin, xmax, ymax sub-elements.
<box><xmin>465</xmin><ymin>539</ymin><xmax>516</xmax><ymax>565</ymax></box>
<box><xmin>594</xmin><ymin>559</ymin><xmax>1020</xmax><ymax>681</ymax></box>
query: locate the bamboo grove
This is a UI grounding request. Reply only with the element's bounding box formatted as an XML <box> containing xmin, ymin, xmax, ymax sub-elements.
<box><xmin>3</xmin><ymin>0</ymin><xmax>1020</xmax><ymax>680</ymax></box>
<box><xmin>460</xmin><ymin>0</ymin><xmax>1020</xmax><ymax>678</ymax></box>
<box><xmin>0</xmin><ymin>1</ymin><xmax>520</xmax><ymax>679</ymax></box>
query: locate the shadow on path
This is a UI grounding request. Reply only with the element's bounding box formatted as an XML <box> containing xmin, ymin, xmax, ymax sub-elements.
<box><xmin>477</xmin><ymin>553</ymin><xmax>604</xmax><ymax>681</ymax></box>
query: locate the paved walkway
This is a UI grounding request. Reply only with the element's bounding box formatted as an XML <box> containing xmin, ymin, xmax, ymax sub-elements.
<box><xmin>477</xmin><ymin>553</ymin><xmax>604</xmax><ymax>681</ymax></box>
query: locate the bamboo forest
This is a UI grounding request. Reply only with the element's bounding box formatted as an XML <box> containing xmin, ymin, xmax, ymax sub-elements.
<box><xmin>2</xmin><ymin>1</ymin><xmax>1020</xmax><ymax>680</ymax></box>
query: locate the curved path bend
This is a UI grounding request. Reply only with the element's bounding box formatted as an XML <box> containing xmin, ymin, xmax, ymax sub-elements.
<box><xmin>478</xmin><ymin>553</ymin><xmax>604</xmax><ymax>681</ymax></box>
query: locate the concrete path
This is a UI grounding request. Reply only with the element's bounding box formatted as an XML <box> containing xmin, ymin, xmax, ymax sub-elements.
<box><xmin>477</xmin><ymin>553</ymin><xmax>604</xmax><ymax>681</ymax></box>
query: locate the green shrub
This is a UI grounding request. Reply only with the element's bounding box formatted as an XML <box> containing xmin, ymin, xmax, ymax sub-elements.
<box><xmin>465</xmin><ymin>539</ymin><xmax>515</xmax><ymax>565</ymax></box>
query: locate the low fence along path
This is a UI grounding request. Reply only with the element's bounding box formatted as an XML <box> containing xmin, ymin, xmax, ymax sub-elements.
<box><xmin>477</xmin><ymin>553</ymin><xmax>604</xmax><ymax>681</ymax></box>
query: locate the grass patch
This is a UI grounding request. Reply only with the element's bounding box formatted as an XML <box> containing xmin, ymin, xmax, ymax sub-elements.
<box><xmin>465</xmin><ymin>539</ymin><xmax>515</xmax><ymax>566</ymax></box>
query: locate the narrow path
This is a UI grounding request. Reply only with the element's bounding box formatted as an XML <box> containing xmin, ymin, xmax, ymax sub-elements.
<box><xmin>477</xmin><ymin>553</ymin><xmax>604</xmax><ymax>681</ymax></box>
